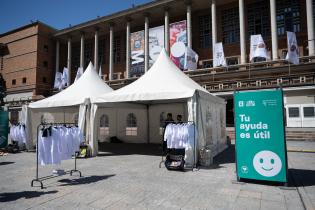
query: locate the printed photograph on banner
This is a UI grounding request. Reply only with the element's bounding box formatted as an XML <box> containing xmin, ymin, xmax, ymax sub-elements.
<box><xmin>170</xmin><ymin>20</ymin><xmax>187</xmax><ymax>69</ymax></box>
<box><xmin>250</xmin><ymin>34</ymin><xmax>268</xmax><ymax>62</ymax></box>
<box><xmin>149</xmin><ymin>25</ymin><xmax>164</xmax><ymax>67</ymax></box>
<box><xmin>286</xmin><ymin>31</ymin><xmax>299</xmax><ymax>65</ymax></box>
<box><xmin>130</xmin><ymin>30</ymin><xmax>145</xmax><ymax>77</ymax></box>
<box><xmin>213</xmin><ymin>42</ymin><xmax>227</xmax><ymax>67</ymax></box>
<box><xmin>184</xmin><ymin>46</ymin><xmax>198</xmax><ymax>70</ymax></box>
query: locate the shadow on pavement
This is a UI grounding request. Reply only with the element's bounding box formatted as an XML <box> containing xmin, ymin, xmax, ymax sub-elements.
<box><xmin>213</xmin><ymin>145</ymin><xmax>236</xmax><ymax>165</ymax></box>
<box><xmin>58</xmin><ymin>175</ymin><xmax>115</xmax><ymax>186</ymax></box>
<box><xmin>0</xmin><ymin>162</ymin><xmax>15</xmax><ymax>166</ymax></box>
<box><xmin>98</xmin><ymin>143</ymin><xmax>161</xmax><ymax>156</ymax></box>
<box><xmin>289</xmin><ymin>168</ymin><xmax>315</xmax><ymax>187</ymax></box>
<box><xmin>0</xmin><ymin>190</ymin><xmax>58</xmax><ymax>202</ymax></box>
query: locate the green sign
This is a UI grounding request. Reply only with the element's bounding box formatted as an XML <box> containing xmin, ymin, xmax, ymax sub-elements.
<box><xmin>234</xmin><ymin>89</ymin><xmax>287</xmax><ymax>183</ymax></box>
<box><xmin>0</xmin><ymin>111</ymin><xmax>8</xmax><ymax>148</ymax></box>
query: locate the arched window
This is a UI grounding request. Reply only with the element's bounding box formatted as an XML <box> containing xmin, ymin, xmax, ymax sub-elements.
<box><xmin>99</xmin><ymin>114</ymin><xmax>109</xmax><ymax>138</ymax></box>
<box><xmin>73</xmin><ymin>113</ymin><xmax>79</xmax><ymax>125</ymax></box>
<box><xmin>126</xmin><ymin>113</ymin><xmax>137</xmax><ymax>136</ymax></box>
<box><xmin>41</xmin><ymin>113</ymin><xmax>54</xmax><ymax>124</ymax></box>
<box><xmin>100</xmin><ymin>114</ymin><xmax>109</xmax><ymax>127</ymax></box>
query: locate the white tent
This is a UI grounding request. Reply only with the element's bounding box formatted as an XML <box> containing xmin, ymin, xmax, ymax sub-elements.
<box><xmin>25</xmin><ymin>62</ymin><xmax>113</xmax><ymax>150</ymax></box>
<box><xmin>90</xmin><ymin>49</ymin><xmax>227</xmax><ymax>167</ymax></box>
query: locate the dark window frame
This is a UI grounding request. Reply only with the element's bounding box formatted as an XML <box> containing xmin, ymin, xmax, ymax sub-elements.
<box><xmin>222</xmin><ymin>7</ymin><xmax>240</xmax><ymax>44</ymax></box>
<box><xmin>288</xmin><ymin>107</ymin><xmax>300</xmax><ymax>118</ymax></box>
<box><xmin>276</xmin><ymin>0</ymin><xmax>301</xmax><ymax>36</ymax></box>
<box><xmin>247</xmin><ymin>0</ymin><xmax>271</xmax><ymax>38</ymax></box>
<box><xmin>199</xmin><ymin>15</ymin><xmax>212</xmax><ymax>49</ymax></box>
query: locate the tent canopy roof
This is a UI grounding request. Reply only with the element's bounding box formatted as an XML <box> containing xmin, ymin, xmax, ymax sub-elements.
<box><xmin>93</xmin><ymin>49</ymin><xmax>218</xmax><ymax>104</ymax></box>
<box><xmin>29</xmin><ymin>62</ymin><xmax>113</xmax><ymax>108</ymax></box>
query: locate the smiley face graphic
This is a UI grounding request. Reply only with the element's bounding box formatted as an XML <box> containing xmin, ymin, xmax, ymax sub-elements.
<box><xmin>253</xmin><ymin>151</ymin><xmax>282</xmax><ymax>177</ymax></box>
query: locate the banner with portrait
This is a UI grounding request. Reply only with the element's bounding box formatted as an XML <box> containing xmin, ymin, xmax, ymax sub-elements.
<box><xmin>170</xmin><ymin>20</ymin><xmax>187</xmax><ymax>70</ymax></box>
<box><xmin>250</xmin><ymin>34</ymin><xmax>268</xmax><ymax>61</ymax></box>
<box><xmin>286</xmin><ymin>31</ymin><xmax>299</xmax><ymax>65</ymax></box>
<box><xmin>149</xmin><ymin>25</ymin><xmax>164</xmax><ymax>67</ymax></box>
<box><xmin>130</xmin><ymin>30</ymin><xmax>145</xmax><ymax>77</ymax></box>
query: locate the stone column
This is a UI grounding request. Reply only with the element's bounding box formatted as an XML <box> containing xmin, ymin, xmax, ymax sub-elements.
<box><xmin>109</xmin><ymin>24</ymin><xmax>114</xmax><ymax>81</ymax></box>
<box><xmin>80</xmin><ymin>33</ymin><xmax>84</xmax><ymax>68</ymax></box>
<box><xmin>239</xmin><ymin>0</ymin><xmax>246</xmax><ymax>64</ymax></box>
<box><xmin>144</xmin><ymin>15</ymin><xmax>149</xmax><ymax>72</ymax></box>
<box><xmin>126</xmin><ymin>20</ymin><xmax>131</xmax><ymax>79</ymax></box>
<box><xmin>186</xmin><ymin>4</ymin><xmax>192</xmax><ymax>48</ymax></box>
<box><xmin>67</xmin><ymin>37</ymin><xmax>71</xmax><ymax>85</ymax></box>
<box><xmin>164</xmin><ymin>9</ymin><xmax>170</xmax><ymax>54</ymax></box>
<box><xmin>55</xmin><ymin>40</ymin><xmax>60</xmax><ymax>72</ymax></box>
<box><xmin>211</xmin><ymin>0</ymin><xmax>217</xmax><ymax>53</ymax></box>
<box><xmin>270</xmin><ymin>0</ymin><xmax>278</xmax><ymax>60</ymax></box>
<box><xmin>94</xmin><ymin>29</ymin><xmax>99</xmax><ymax>71</ymax></box>
<box><xmin>307</xmin><ymin>0</ymin><xmax>315</xmax><ymax>56</ymax></box>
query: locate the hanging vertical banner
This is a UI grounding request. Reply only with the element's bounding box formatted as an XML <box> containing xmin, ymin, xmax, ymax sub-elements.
<box><xmin>0</xmin><ymin>110</ymin><xmax>8</xmax><ymax>148</ymax></box>
<box><xmin>250</xmin><ymin>34</ymin><xmax>268</xmax><ymax>61</ymax></box>
<box><xmin>286</xmin><ymin>31</ymin><xmax>299</xmax><ymax>65</ymax></box>
<box><xmin>213</xmin><ymin>42</ymin><xmax>227</xmax><ymax>67</ymax></box>
<box><xmin>170</xmin><ymin>20</ymin><xmax>187</xmax><ymax>69</ymax></box>
<box><xmin>61</xmin><ymin>67</ymin><xmax>69</xmax><ymax>88</ymax></box>
<box><xmin>184</xmin><ymin>46</ymin><xmax>198</xmax><ymax>70</ymax></box>
<box><xmin>149</xmin><ymin>25</ymin><xmax>165</xmax><ymax>67</ymax></box>
<box><xmin>54</xmin><ymin>72</ymin><xmax>63</xmax><ymax>90</ymax></box>
<box><xmin>234</xmin><ymin>89</ymin><xmax>287</xmax><ymax>183</ymax></box>
<box><xmin>74</xmin><ymin>67</ymin><xmax>83</xmax><ymax>82</ymax></box>
<box><xmin>130</xmin><ymin>30</ymin><xmax>145</xmax><ymax>77</ymax></box>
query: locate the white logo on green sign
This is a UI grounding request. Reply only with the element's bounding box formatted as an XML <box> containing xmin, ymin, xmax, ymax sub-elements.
<box><xmin>253</xmin><ymin>150</ymin><xmax>282</xmax><ymax>177</ymax></box>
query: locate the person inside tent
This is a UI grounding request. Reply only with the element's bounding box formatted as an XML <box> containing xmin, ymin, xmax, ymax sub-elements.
<box><xmin>163</xmin><ymin>113</ymin><xmax>174</xmax><ymax>154</ymax></box>
<box><xmin>177</xmin><ymin>115</ymin><xmax>183</xmax><ymax>123</ymax></box>
<box><xmin>165</xmin><ymin>113</ymin><xmax>174</xmax><ymax>125</ymax></box>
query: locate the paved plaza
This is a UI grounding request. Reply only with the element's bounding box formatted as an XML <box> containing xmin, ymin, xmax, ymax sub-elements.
<box><xmin>0</xmin><ymin>142</ymin><xmax>314</xmax><ymax>210</ymax></box>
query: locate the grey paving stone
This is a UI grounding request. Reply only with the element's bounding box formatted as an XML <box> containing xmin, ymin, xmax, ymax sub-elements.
<box><xmin>1</xmin><ymin>144</ymin><xmax>312</xmax><ymax>210</ymax></box>
<box><xmin>233</xmin><ymin>196</ymin><xmax>261</xmax><ymax>210</ymax></box>
<box><xmin>260</xmin><ymin>200</ymin><xmax>286</xmax><ymax>210</ymax></box>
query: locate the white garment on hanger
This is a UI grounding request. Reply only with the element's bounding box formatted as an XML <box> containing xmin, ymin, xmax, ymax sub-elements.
<box><xmin>164</xmin><ymin>123</ymin><xmax>191</xmax><ymax>149</ymax></box>
<box><xmin>38</xmin><ymin>125</ymin><xmax>85</xmax><ymax>166</ymax></box>
<box><xmin>51</xmin><ymin>127</ymin><xmax>61</xmax><ymax>165</ymax></box>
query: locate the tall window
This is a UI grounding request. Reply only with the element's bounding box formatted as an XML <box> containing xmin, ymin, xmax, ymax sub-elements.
<box><xmin>126</xmin><ymin>113</ymin><xmax>137</xmax><ymax>136</ymax></box>
<box><xmin>0</xmin><ymin>56</ymin><xmax>3</xmax><ymax>70</ymax></box>
<box><xmin>276</xmin><ymin>0</ymin><xmax>301</xmax><ymax>36</ymax></box>
<box><xmin>98</xmin><ymin>38</ymin><xmax>106</xmax><ymax>65</ymax></box>
<box><xmin>114</xmin><ymin>37</ymin><xmax>121</xmax><ymax>64</ymax></box>
<box><xmin>84</xmin><ymin>40</ymin><xmax>93</xmax><ymax>68</ymax></box>
<box><xmin>222</xmin><ymin>7</ymin><xmax>240</xmax><ymax>44</ymax></box>
<box><xmin>247</xmin><ymin>0</ymin><xmax>270</xmax><ymax>38</ymax></box>
<box><xmin>72</xmin><ymin>43</ymin><xmax>80</xmax><ymax>69</ymax></box>
<box><xmin>199</xmin><ymin>15</ymin><xmax>212</xmax><ymax>48</ymax></box>
<box><xmin>100</xmin><ymin>114</ymin><xmax>109</xmax><ymax>136</ymax></box>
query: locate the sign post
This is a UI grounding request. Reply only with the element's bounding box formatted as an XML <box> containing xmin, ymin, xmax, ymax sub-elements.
<box><xmin>0</xmin><ymin>110</ymin><xmax>8</xmax><ymax>148</ymax></box>
<box><xmin>234</xmin><ymin>89</ymin><xmax>287</xmax><ymax>183</ymax></box>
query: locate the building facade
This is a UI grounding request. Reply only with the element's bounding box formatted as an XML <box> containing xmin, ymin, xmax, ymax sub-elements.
<box><xmin>0</xmin><ymin>22</ymin><xmax>56</xmax><ymax>123</ymax></box>
<box><xmin>0</xmin><ymin>0</ymin><xmax>314</xmax><ymax>127</ymax></box>
<box><xmin>54</xmin><ymin>0</ymin><xmax>315</xmax><ymax>128</ymax></box>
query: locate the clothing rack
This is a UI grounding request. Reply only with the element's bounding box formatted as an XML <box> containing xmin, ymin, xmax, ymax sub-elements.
<box><xmin>159</xmin><ymin>121</ymin><xmax>196</xmax><ymax>171</ymax></box>
<box><xmin>31</xmin><ymin>122</ymin><xmax>82</xmax><ymax>189</ymax></box>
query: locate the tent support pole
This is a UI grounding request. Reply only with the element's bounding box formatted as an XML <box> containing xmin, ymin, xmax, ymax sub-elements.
<box><xmin>146</xmin><ymin>104</ymin><xmax>150</xmax><ymax>144</ymax></box>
